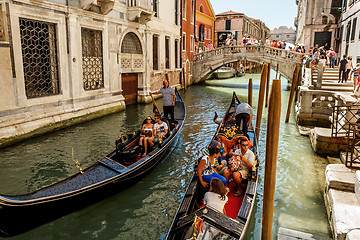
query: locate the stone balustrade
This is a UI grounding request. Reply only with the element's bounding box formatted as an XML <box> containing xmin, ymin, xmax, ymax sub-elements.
<box><xmin>192</xmin><ymin>45</ymin><xmax>305</xmax><ymax>83</ymax></box>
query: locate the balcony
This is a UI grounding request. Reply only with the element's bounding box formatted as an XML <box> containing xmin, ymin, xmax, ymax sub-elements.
<box><xmin>127</xmin><ymin>0</ymin><xmax>154</xmax><ymax>24</ymax></box>
<box><xmin>80</xmin><ymin>0</ymin><xmax>115</xmax><ymax>15</ymax></box>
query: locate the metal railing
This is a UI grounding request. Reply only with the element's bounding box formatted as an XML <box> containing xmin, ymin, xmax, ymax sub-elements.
<box><xmin>346</xmin><ymin>123</ymin><xmax>360</xmax><ymax>168</ymax></box>
<box><xmin>331</xmin><ymin>104</ymin><xmax>360</xmax><ymax>138</ymax></box>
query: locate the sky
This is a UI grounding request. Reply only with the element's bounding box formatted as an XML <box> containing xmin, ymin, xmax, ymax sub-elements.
<box><xmin>210</xmin><ymin>0</ymin><xmax>298</xmax><ymax>30</ymax></box>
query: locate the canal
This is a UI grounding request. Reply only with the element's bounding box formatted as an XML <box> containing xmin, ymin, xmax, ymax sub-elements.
<box><xmin>0</xmin><ymin>71</ymin><xmax>330</xmax><ymax>239</ymax></box>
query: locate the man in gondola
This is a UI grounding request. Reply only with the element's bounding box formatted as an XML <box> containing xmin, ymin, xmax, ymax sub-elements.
<box><xmin>153</xmin><ymin>79</ymin><xmax>176</xmax><ymax>123</ymax></box>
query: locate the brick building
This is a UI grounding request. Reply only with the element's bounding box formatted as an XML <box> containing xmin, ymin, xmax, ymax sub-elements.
<box><xmin>194</xmin><ymin>0</ymin><xmax>215</xmax><ymax>52</ymax></box>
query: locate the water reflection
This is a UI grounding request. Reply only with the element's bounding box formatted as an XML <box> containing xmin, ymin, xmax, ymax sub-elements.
<box><xmin>0</xmin><ymin>72</ymin><xmax>329</xmax><ymax>239</ymax></box>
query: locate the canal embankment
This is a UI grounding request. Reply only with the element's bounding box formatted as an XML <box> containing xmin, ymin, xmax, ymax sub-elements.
<box><xmin>296</xmin><ymin>65</ymin><xmax>360</xmax><ymax>240</ymax></box>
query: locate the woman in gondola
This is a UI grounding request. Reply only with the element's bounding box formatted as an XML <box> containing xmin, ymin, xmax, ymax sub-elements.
<box><xmin>197</xmin><ymin>147</ymin><xmax>227</xmax><ymax>187</ymax></box>
<box><xmin>139</xmin><ymin>116</ymin><xmax>154</xmax><ymax>157</ymax></box>
<box><xmin>203</xmin><ymin>178</ymin><xmax>228</xmax><ymax>214</ymax></box>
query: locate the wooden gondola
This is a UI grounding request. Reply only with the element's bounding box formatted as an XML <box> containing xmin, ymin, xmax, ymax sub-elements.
<box><xmin>0</xmin><ymin>89</ymin><xmax>185</xmax><ymax>237</ymax></box>
<box><xmin>166</xmin><ymin>92</ymin><xmax>258</xmax><ymax>240</ymax></box>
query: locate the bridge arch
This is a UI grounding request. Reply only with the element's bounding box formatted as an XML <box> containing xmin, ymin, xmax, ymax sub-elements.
<box><xmin>192</xmin><ymin>45</ymin><xmax>305</xmax><ymax>83</ymax></box>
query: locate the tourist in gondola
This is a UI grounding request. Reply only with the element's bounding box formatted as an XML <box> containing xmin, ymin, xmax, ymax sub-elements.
<box><xmin>197</xmin><ymin>147</ymin><xmax>227</xmax><ymax>188</ymax></box>
<box><xmin>139</xmin><ymin>116</ymin><xmax>154</xmax><ymax>157</ymax></box>
<box><xmin>153</xmin><ymin>114</ymin><xmax>168</xmax><ymax>143</ymax></box>
<box><xmin>223</xmin><ymin>138</ymin><xmax>254</xmax><ymax>197</ymax></box>
<box><xmin>203</xmin><ymin>178</ymin><xmax>228</xmax><ymax>214</ymax></box>
<box><xmin>153</xmin><ymin>79</ymin><xmax>176</xmax><ymax>123</ymax></box>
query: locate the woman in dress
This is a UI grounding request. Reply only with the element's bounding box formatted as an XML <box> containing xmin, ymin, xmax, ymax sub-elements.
<box><xmin>139</xmin><ymin>116</ymin><xmax>154</xmax><ymax>157</ymax></box>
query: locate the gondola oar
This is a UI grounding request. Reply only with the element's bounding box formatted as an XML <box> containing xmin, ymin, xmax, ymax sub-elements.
<box><xmin>150</xmin><ymin>92</ymin><xmax>160</xmax><ymax>115</ymax></box>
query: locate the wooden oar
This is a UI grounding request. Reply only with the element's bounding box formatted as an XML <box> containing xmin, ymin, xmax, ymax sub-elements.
<box><xmin>150</xmin><ymin>92</ymin><xmax>160</xmax><ymax>115</ymax></box>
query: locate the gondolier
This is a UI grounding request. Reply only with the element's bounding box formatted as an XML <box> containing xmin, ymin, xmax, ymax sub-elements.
<box><xmin>235</xmin><ymin>102</ymin><xmax>253</xmax><ymax>139</ymax></box>
<box><xmin>153</xmin><ymin>79</ymin><xmax>176</xmax><ymax>122</ymax></box>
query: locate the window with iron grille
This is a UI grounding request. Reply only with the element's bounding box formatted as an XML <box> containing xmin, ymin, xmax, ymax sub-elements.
<box><xmin>121</xmin><ymin>32</ymin><xmax>143</xmax><ymax>54</ymax></box>
<box><xmin>19</xmin><ymin>18</ymin><xmax>60</xmax><ymax>98</ymax></box>
<box><xmin>81</xmin><ymin>28</ymin><xmax>104</xmax><ymax>91</ymax></box>
<box><xmin>175</xmin><ymin>39</ymin><xmax>179</xmax><ymax>68</ymax></box>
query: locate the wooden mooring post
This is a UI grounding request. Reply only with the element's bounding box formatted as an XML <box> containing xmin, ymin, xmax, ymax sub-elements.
<box><xmin>261</xmin><ymin>79</ymin><xmax>281</xmax><ymax>240</ymax></box>
<box><xmin>265</xmin><ymin>63</ymin><xmax>270</xmax><ymax>107</ymax></box>
<box><xmin>255</xmin><ymin>64</ymin><xmax>268</xmax><ymax>141</ymax></box>
<box><xmin>285</xmin><ymin>64</ymin><xmax>299</xmax><ymax>123</ymax></box>
<box><xmin>294</xmin><ymin>66</ymin><xmax>302</xmax><ymax>102</ymax></box>
<box><xmin>248</xmin><ymin>78</ymin><xmax>253</xmax><ymax>106</ymax></box>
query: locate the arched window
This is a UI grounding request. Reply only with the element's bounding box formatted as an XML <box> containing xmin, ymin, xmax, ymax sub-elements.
<box><xmin>199</xmin><ymin>5</ymin><xmax>204</xmax><ymax>13</ymax></box>
<box><xmin>121</xmin><ymin>32</ymin><xmax>143</xmax><ymax>54</ymax></box>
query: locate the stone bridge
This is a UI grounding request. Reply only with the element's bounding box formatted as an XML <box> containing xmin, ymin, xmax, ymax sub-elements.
<box><xmin>193</xmin><ymin>45</ymin><xmax>305</xmax><ymax>83</ymax></box>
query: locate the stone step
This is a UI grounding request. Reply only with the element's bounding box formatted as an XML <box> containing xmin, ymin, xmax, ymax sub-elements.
<box><xmin>325</xmin><ymin>164</ymin><xmax>356</xmax><ymax>192</ymax></box>
<box><xmin>320</xmin><ymin>86</ymin><xmax>354</xmax><ymax>92</ymax></box>
<box><xmin>325</xmin><ymin>188</ymin><xmax>360</xmax><ymax>240</ymax></box>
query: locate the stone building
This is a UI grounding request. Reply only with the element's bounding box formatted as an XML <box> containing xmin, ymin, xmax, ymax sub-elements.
<box><xmin>338</xmin><ymin>1</ymin><xmax>360</xmax><ymax>63</ymax></box>
<box><xmin>295</xmin><ymin>0</ymin><xmax>342</xmax><ymax>52</ymax></box>
<box><xmin>181</xmin><ymin>0</ymin><xmax>195</xmax><ymax>87</ymax></box>
<box><xmin>194</xmin><ymin>0</ymin><xmax>215</xmax><ymax>52</ymax></box>
<box><xmin>0</xmin><ymin>0</ymin><xmax>181</xmax><ymax>146</ymax></box>
<box><xmin>214</xmin><ymin>10</ymin><xmax>270</xmax><ymax>47</ymax></box>
<box><xmin>271</xmin><ymin>26</ymin><xmax>296</xmax><ymax>44</ymax></box>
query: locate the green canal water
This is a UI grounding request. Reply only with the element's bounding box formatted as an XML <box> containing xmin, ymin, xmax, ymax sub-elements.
<box><xmin>0</xmin><ymin>71</ymin><xmax>330</xmax><ymax>239</ymax></box>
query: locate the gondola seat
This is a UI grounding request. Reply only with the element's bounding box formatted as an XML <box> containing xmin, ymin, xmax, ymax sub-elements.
<box><xmin>115</xmin><ymin>145</ymin><xmax>142</xmax><ymax>165</ymax></box>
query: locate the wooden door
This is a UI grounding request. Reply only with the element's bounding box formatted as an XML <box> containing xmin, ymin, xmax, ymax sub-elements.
<box><xmin>121</xmin><ymin>73</ymin><xmax>138</xmax><ymax>104</ymax></box>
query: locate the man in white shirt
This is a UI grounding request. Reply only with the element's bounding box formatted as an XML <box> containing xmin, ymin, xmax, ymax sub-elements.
<box><xmin>153</xmin><ymin>114</ymin><xmax>168</xmax><ymax>142</ymax></box>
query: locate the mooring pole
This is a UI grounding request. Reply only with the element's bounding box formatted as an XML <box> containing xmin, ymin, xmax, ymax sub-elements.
<box><xmin>265</xmin><ymin>63</ymin><xmax>270</xmax><ymax>107</ymax></box>
<box><xmin>275</xmin><ymin>63</ymin><xmax>279</xmax><ymax>79</ymax></box>
<box><xmin>248</xmin><ymin>78</ymin><xmax>253</xmax><ymax>106</ymax></box>
<box><xmin>261</xmin><ymin>79</ymin><xmax>281</xmax><ymax>240</ymax></box>
<box><xmin>294</xmin><ymin>66</ymin><xmax>302</xmax><ymax>102</ymax></box>
<box><xmin>255</xmin><ymin>64</ymin><xmax>268</xmax><ymax>141</ymax></box>
<box><xmin>285</xmin><ymin>64</ymin><xmax>299</xmax><ymax>123</ymax></box>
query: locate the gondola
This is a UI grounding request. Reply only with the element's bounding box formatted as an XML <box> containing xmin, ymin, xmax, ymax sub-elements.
<box><xmin>166</xmin><ymin>92</ymin><xmax>258</xmax><ymax>240</ymax></box>
<box><xmin>0</xmin><ymin>88</ymin><xmax>185</xmax><ymax>237</ymax></box>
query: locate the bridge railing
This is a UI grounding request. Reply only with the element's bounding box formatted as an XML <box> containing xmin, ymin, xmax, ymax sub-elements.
<box><xmin>194</xmin><ymin>45</ymin><xmax>305</xmax><ymax>63</ymax></box>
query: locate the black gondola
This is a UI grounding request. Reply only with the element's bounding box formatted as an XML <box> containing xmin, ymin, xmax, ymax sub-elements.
<box><xmin>0</xmin><ymin>89</ymin><xmax>185</xmax><ymax>237</ymax></box>
<box><xmin>166</xmin><ymin>92</ymin><xmax>258</xmax><ymax>240</ymax></box>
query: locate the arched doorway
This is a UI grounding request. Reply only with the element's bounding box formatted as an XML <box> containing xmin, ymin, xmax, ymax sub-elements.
<box><xmin>121</xmin><ymin>32</ymin><xmax>143</xmax><ymax>104</ymax></box>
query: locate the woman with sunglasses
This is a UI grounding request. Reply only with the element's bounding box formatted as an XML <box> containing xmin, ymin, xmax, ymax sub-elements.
<box><xmin>139</xmin><ymin>116</ymin><xmax>154</xmax><ymax>157</ymax></box>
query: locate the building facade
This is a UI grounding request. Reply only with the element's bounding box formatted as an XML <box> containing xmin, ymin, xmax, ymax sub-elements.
<box><xmin>295</xmin><ymin>0</ymin><xmax>342</xmax><ymax>52</ymax></box>
<box><xmin>194</xmin><ymin>0</ymin><xmax>215</xmax><ymax>51</ymax></box>
<box><xmin>271</xmin><ymin>26</ymin><xmax>297</xmax><ymax>44</ymax></box>
<box><xmin>338</xmin><ymin>0</ymin><xmax>360</xmax><ymax>63</ymax></box>
<box><xmin>214</xmin><ymin>10</ymin><xmax>270</xmax><ymax>47</ymax></box>
<box><xmin>0</xmin><ymin>0</ymin><xmax>181</xmax><ymax>145</ymax></box>
<box><xmin>181</xmin><ymin>0</ymin><xmax>195</xmax><ymax>87</ymax></box>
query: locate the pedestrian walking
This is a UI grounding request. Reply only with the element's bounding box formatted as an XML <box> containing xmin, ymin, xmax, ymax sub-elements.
<box><xmin>328</xmin><ymin>48</ymin><xmax>336</xmax><ymax>68</ymax></box>
<box><xmin>338</xmin><ymin>55</ymin><xmax>348</xmax><ymax>83</ymax></box>
<box><xmin>346</xmin><ymin>56</ymin><xmax>354</xmax><ymax>82</ymax></box>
